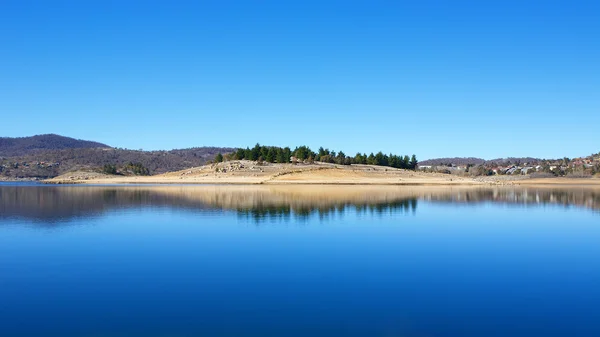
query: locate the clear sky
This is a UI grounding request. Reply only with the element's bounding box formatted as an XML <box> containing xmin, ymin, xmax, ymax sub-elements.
<box><xmin>1</xmin><ymin>1</ymin><xmax>598</xmax><ymax>160</ymax></box>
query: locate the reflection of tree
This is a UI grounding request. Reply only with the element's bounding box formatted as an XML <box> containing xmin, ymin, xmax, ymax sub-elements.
<box><xmin>237</xmin><ymin>205</ymin><xmax>293</xmax><ymax>222</ymax></box>
<box><xmin>236</xmin><ymin>199</ymin><xmax>419</xmax><ymax>223</ymax></box>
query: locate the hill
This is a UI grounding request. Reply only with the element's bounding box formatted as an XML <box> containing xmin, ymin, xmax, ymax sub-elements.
<box><xmin>1</xmin><ymin>147</ymin><xmax>236</xmax><ymax>179</ymax></box>
<box><xmin>420</xmin><ymin>157</ymin><xmax>546</xmax><ymax>166</ymax></box>
<box><xmin>419</xmin><ymin>157</ymin><xmax>486</xmax><ymax>166</ymax></box>
<box><xmin>47</xmin><ymin>160</ymin><xmax>477</xmax><ymax>185</ymax></box>
<box><xmin>0</xmin><ymin>134</ymin><xmax>234</xmax><ymax>179</ymax></box>
<box><xmin>0</xmin><ymin>134</ymin><xmax>109</xmax><ymax>156</ymax></box>
<box><xmin>486</xmin><ymin>157</ymin><xmax>543</xmax><ymax>165</ymax></box>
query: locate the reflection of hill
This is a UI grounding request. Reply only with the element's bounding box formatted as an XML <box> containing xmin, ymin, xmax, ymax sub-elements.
<box><xmin>0</xmin><ymin>186</ymin><xmax>217</xmax><ymax>223</ymax></box>
<box><xmin>0</xmin><ymin>185</ymin><xmax>599</xmax><ymax>224</ymax></box>
<box><xmin>421</xmin><ymin>187</ymin><xmax>600</xmax><ymax>211</ymax></box>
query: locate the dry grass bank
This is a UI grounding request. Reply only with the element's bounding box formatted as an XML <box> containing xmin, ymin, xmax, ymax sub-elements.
<box><xmin>44</xmin><ymin>160</ymin><xmax>600</xmax><ymax>186</ymax></box>
<box><xmin>45</xmin><ymin>160</ymin><xmax>478</xmax><ymax>185</ymax></box>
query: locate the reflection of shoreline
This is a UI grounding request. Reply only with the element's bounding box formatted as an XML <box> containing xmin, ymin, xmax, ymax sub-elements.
<box><xmin>1</xmin><ymin>185</ymin><xmax>599</xmax><ymax>224</ymax></box>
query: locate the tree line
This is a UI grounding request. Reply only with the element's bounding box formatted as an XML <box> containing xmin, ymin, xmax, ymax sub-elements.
<box><xmin>215</xmin><ymin>144</ymin><xmax>418</xmax><ymax>170</ymax></box>
<box><xmin>102</xmin><ymin>162</ymin><xmax>150</xmax><ymax>176</ymax></box>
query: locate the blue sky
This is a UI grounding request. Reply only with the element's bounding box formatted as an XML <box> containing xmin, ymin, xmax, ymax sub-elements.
<box><xmin>1</xmin><ymin>1</ymin><xmax>598</xmax><ymax>160</ymax></box>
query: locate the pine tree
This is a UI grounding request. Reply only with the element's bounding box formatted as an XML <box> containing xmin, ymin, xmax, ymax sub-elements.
<box><xmin>235</xmin><ymin>148</ymin><xmax>245</xmax><ymax>160</ymax></box>
<box><xmin>317</xmin><ymin>147</ymin><xmax>326</xmax><ymax>161</ymax></box>
<box><xmin>276</xmin><ymin>148</ymin><xmax>286</xmax><ymax>163</ymax></box>
<box><xmin>409</xmin><ymin>155</ymin><xmax>418</xmax><ymax>170</ymax></box>
<box><xmin>375</xmin><ymin>152</ymin><xmax>385</xmax><ymax>166</ymax></box>
<box><xmin>367</xmin><ymin>153</ymin><xmax>376</xmax><ymax>165</ymax></box>
<box><xmin>266</xmin><ymin>147</ymin><xmax>276</xmax><ymax>163</ymax></box>
<box><xmin>354</xmin><ymin>153</ymin><xmax>365</xmax><ymax>164</ymax></box>
<box><xmin>283</xmin><ymin>147</ymin><xmax>292</xmax><ymax>163</ymax></box>
<box><xmin>250</xmin><ymin>143</ymin><xmax>261</xmax><ymax>161</ymax></box>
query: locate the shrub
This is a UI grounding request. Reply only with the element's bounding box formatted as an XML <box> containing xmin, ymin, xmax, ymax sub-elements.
<box><xmin>123</xmin><ymin>162</ymin><xmax>150</xmax><ymax>176</ymax></box>
<box><xmin>102</xmin><ymin>164</ymin><xmax>117</xmax><ymax>175</ymax></box>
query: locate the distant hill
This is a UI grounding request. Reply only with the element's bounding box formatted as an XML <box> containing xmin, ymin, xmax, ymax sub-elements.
<box><xmin>419</xmin><ymin>157</ymin><xmax>486</xmax><ymax>166</ymax></box>
<box><xmin>485</xmin><ymin>157</ymin><xmax>543</xmax><ymax>165</ymax></box>
<box><xmin>0</xmin><ymin>134</ymin><xmax>109</xmax><ymax>156</ymax></box>
<box><xmin>0</xmin><ymin>134</ymin><xmax>235</xmax><ymax>179</ymax></box>
<box><xmin>420</xmin><ymin>157</ymin><xmax>545</xmax><ymax>166</ymax></box>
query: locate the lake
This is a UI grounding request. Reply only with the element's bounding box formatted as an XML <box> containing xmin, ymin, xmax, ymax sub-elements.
<box><xmin>1</xmin><ymin>183</ymin><xmax>600</xmax><ymax>337</ymax></box>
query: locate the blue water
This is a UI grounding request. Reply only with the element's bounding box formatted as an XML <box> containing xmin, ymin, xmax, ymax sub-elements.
<box><xmin>1</xmin><ymin>184</ymin><xmax>599</xmax><ymax>336</ymax></box>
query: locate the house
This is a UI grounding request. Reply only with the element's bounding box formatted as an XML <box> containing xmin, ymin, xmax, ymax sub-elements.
<box><xmin>418</xmin><ymin>165</ymin><xmax>432</xmax><ymax>170</ymax></box>
<box><xmin>522</xmin><ymin>167</ymin><xmax>534</xmax><ymax>174</ymax></box>
<box><xmin>572</xmin><ymin>160</ymin><xmax>584</xmax><ymax>167</ymax></box>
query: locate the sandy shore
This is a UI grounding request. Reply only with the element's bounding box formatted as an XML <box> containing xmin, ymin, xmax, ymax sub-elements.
<box><xmin>44</xmin><ymin>160</ymin><xmax>600</xmax><ymax>186</ymax></box>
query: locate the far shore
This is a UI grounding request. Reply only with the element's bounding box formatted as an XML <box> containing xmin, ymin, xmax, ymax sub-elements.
<box><xmin>40</xmin><ymin>160</ymin><xmax>600</xmax><ymax>187</ymax></box>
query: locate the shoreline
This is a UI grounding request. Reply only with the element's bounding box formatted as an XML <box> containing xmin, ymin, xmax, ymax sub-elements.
<box><xmin>41</xmin><ymin>176</ymin><xmax>600</xmax><ymax>188</ymax></box>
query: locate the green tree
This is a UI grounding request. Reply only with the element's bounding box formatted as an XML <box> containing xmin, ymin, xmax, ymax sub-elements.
<box><xmin>283</xmin><ymin>147</ymin><xmax>292</xmax><ymax>163</ymax></box>
<box><xmin>276</xmin><ymin>148</ymin><xmax>285</xmax><ymax>163</ymax></box>
<box><xmin>214</xmin><ymin>153</ymin><xmax>223</xmax><ymax>163</ymax></box>
<box><xmin>260</xmin><ymin>146</ymin><xmax>269</xmax><ymax>160</ymax></box>
<box><xmin>403</xmin><ymin>155</ymin><xmax>410</xmax><ymax>169</ymax></box>
<box><xmin>102</xmin><ymin>164</ymin><xmax>117</xmax><ymax>175</ymax></box>
<box><xmin>367</xmin><ymin>153</ymin><xmax>376</xmax><ymax>165</ymax></box>
<box><xmin>354</xmin><ymin>153</ymin><xmax>366</xmax><ymax>164</ymax></box>
<box><xmin>266</xmin><ymin>147</ymin><xmax>276</xmax><ymax>163</ymax></box>
<box><xmin>409</xmin><ymin>155</ymin><xmax>418</xmax><ymax>170</ymax></box>
<box><xmin>389</xmin><ymin>155</ymin><xmax>399</xmax><ymax>168</ymax></box>
<box><xmin>317</xmin><ymin>147</ymin><xmax>326</xmax><ymax>161</ymax></box>
<box><xmin>293</xmin><ymin>145</ymin><xmax>312</xmax><ymax>160</ymax></box>
<box><xmin>250</xmin><ymin>143</ymin><xmax>261</xmax><ymax>161</ymax></box>
<box><xmin>375</xmin><ymin>152</ymin><xmax>385</xmax><ymax>166</ymax></box>
<box><xmin>336</xmin><ymin>151</ymin><xmax>346</xmax><ymax>164</ymax></box>
<box><xmin>235</xmin><ymin>148</ymin><xmax>245</xmax><ymax>160</ymax></box>
<box><xmin>124</xmin><ymin>162</ymin><xmax>150</xmax><ymax>176</ymax></box>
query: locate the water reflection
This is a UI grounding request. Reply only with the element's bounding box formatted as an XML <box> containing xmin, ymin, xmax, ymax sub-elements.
<box><xmin>0</xmin><ymin>184</ymin><xmax>599</xmax><ymax>224</ymax></box>
<box><xmin>236</xmin><ymin>198</ymin><xmax>418</xmax><ymax>223</ymax></box>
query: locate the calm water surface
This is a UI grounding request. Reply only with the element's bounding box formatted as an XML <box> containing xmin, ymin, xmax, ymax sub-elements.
<box><xmin>1</xmin><ymin>183</ymin><xmax>600</xmax><ymax>337</ymax></box>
